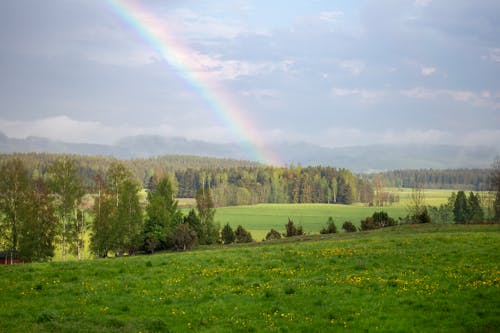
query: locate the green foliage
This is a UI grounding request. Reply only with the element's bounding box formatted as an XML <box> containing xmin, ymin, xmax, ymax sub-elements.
<box><xmin>453</xmin><ymin>191</ymin><xmax>469</xmax><ymax>223</ymax></box>
<box><xmin>0</xmin><ymin>159</ymin><xmax>57</xmax><ymax>262</ymax></box>
<box><xmin>0</xmin><ymin>158</ymin><xmax>31</xmax><ymax>254</ymax></box>
<box><xmin>18</xmin><ymin>181</ymin><xmax>57</xmax><ymax>262</ymax></box>
<box><xmin>48</xmin><ymin>158</ymin><xmax>84</xmax><ymax>261</ymax></box>
<box><xmin>221</xmin><ymin>223</ymin><xmax>235</xmax><ymax>244</ymax></box>
<box><xmin>320</xmin><ymin>217</ymin><xmax>337</xmax><ymax>234</ymax></box>
<box><xmin>284</xmin><ymin>218</ymin><xmax>304</xmax><ymax>237</ymax></box>
<box><xmin>195</xmin><ymin>188</ymin><xmax>218</xmax><ymax>245</ymax></box>
<box><xmin>143</xmin><ymin>177</ymin><xmax>182</xmax><ymax>252</ymax></box>
<box><xmin>342</xmin><ymin>221</ymin><xmax>357</xmax><ymax>232</ymax></box>
<box><xmin>234</xmin><ymin>225</ymin><xmax>253</xmax><ymax>243</ymax></box>
<box><xmin>361</xmin><ymin>211</ymin><xmax>397</xmax><ymax>231</ymax></box>
<box><xmin>169</xmin><ymin>224</ymin><xmax>197</xmax><ymax>251</ymax></box>
<box><xmin>468</xmin><ymin>192</ymin><xmax>484</xmax><ymax>223</ymax></box>
<box><xmin>265</xmin><ymin>229</ymin><xmax>282</xmax><ymax>240</ymax></box>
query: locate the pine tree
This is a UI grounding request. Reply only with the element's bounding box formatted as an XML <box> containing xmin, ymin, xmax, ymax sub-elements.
<box><xmin>453</xmin><ymin>191</ymin><xmax>469</xmax><ymax>223</ymax></box>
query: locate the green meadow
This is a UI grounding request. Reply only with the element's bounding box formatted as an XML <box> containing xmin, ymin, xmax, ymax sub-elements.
<box><xmin>1</xmin><ymin>224</ymin><xmax>498</xmax><ymax>332</ymax></box>
<box><xmin>214</xmin><ymin>189</ymin><xmax>459</xmax><ymax>240</ymax></box>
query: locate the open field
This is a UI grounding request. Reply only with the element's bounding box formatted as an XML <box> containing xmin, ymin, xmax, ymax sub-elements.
<box><xmin>214</xmin><ymin>189</ymin><xmax>464</xmax><ymax>240</ymax></box>
<box><xmin>1</xmin><ymin>224</ymin><xmax>498</xmax><ymax>332</ymax></box>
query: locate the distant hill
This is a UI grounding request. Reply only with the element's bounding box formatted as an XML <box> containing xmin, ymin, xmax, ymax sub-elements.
<box><xmin>0</xmin><ymin>133</ymin><xmax>497</xmax><ymax>171</ymax></box>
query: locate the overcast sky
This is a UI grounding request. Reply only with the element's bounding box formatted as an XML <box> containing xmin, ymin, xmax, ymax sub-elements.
<box><xmin>0</xmin><ymin>0</ymin><xmax>499</xmax><ymax>148</ymax></box>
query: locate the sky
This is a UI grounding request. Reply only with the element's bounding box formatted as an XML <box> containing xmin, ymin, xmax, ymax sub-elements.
<box><xmin>0</xmin><ymin>0</ymin><xmax>499</xmax><ymax>152</ymax></box>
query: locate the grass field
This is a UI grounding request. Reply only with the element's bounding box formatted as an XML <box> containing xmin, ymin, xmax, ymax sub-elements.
<box><xmin>1</xmin><ymin>224</ymin><xmax>498</xmax><ymax>332</ymax></box>
<box><xmin>214</xmin><ymin>189</ymin><xmax>461</xmax><ymax>240</ymax></box>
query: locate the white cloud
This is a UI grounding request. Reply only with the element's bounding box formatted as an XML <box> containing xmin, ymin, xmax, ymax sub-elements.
<box><xmin>484</xmin><ymin>48</ymin><xmax>500</xmax><ymax>63</ymax></box>
<box><xmin>332</xmin><ymin>88</ymin><xmax>385</xmax><ymax>101</ymax></box>
<box><xmin>340</xmin><ymin>60</ymin><xmax>365</xmax><ymax>76</ymax></box>
<box><xmin>0</xmin><ymin>116</ymin><xmax>238</xmax><ymax>145</ymax></box>
<box><xmin>319</xmin><ymin>11</ymin><xmax>344</xmax><ymax>23</ymax></box>
<box><xmin>400</xmin><ymin>87</ymin><xmax>498</xmax><ymax>108</ymax></box>
<box><xmin>421</xmin><ymin>66</ymin><xmax>437</xmax><ymax>76</ymax></box>
<box><xmin>317</xmin><ymin>127</ymin><xmax>500</xmax><ymax>148</ymax></box>
<box><xmin>414</xmin><ymin>0</ymin><xmax>432</xmax><ymax>7</ymax></box>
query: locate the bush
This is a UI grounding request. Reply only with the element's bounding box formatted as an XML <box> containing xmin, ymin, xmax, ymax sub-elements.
<box><xmin>361</xmin><ymin>211</ymin><xmax>397</xmax><ymax>231</ymax></box>
<box><xmin>265</xmin><ymin>229</ymin><xmax>282</xmax><ymax>240</ymax></box>
<box><xmin>169</xmin><ymin>224</ymin><xmax>197</xmax><ymax>251</ymax></box>
<box><xmin>415</xmin><ymin>208</ymin><xmax>431</xmax><ymax>224</ymax></box>
<box><xmin>320</xmin><ymin>217</ymin><xmax>338</xmax><ymax>234</ymax></box>
<box><xmin>285</xmin><ymin>218</ymin><xmax>304</xmax><ymax>237</ymax></box>
<box><xmin>342</xmin><ymin>221</ymin><xmax>357</xmax><ymax>233</ymax></box>
<box><xmin>221</xmin><ymin>223</ymin><xmax>235</xmax><ymax>244</ymax></box>
<box><xmin>235</xmin><ymin>225</ymin><xmax>253</xmax><ymax>243</ymax></box>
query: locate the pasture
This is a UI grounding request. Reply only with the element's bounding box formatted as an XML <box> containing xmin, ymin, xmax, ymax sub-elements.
<box><xmin>214</xmin><ymin>189</ymin><xmax>459</xmax><ymax>240</ymax></box>
<box><xmin>0</xmin><ymin>224</ymin><xmax>498</xmax><ymax>332</ymax></box>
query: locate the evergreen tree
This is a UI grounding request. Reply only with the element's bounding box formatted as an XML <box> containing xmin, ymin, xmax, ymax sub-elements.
<box><xmin>468</xmin><ymin>192</ymin><xmax>484</xmax><ymax>223</ymax></box>
<box><xmin>143</xmin><ymin>177</ymin><xmax>182</xmax><ymax>252</ymax></box>
<box><xmin>235</xmin><ymin>225</ymin><xmax>253</xmax><ymax>243</ymax></box>
<box><xmin>221</xmin><ymin>223</ymin><xmax>235</xmax><ymax>244</ymax></box>
<box><xmin>453</xmin><ymin>191</ymin><xmax>469</xmax><ymax>223</ymax></box>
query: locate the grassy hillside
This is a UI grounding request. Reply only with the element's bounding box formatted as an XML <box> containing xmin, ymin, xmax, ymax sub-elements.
<box><xmin>1</xmin><ymin>224</ymin><xmax>498</xmax><ymax>332</ymax></box>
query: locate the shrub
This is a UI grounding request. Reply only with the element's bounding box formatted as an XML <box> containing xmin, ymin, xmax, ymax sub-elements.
<box><xmin>169</xmin><ymin>224</ymin><xmax>198</xmax><ymax>251</ymax></box>
<box><xmin>235</xmin><ymin>225</ymin><xmax>253</xmax><ymax>243</ymax></box>
<box><xmin>342</xmin><ymin>221</ymin><xmax>357</xmax><ymax>233</ymax></box>
<box><xmin>285</xmin><ymin>218</ymin><xmax>304</xmax><ymax>237</ymax></box>
<box><xmin>320</xmin><ymin>217</ymin><xmax>338</xmax><ymax>234</ymax></box>
<box><xmin>265</xmin><ymin>229</ymin><xmax>282</xmax><ymax>240</ymax></box>
<box><xmin>221</xmin><ymin>223</ymin><xmax>235</xmax><ymax>244</ymax></box>
<box><xmin>361</xmin><ymin>211</ymin><xmax>397</xmax><ymax>231</ymax></box>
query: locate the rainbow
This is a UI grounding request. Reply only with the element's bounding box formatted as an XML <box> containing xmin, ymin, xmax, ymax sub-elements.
<box><xmin>106</xmin><ymin>0</ymin><xmax>281</xmax><ymax>165</ymax></box>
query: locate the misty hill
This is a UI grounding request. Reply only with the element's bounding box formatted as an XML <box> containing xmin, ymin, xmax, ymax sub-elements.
<box><xmin>0</xmin><ymin>133</ymin><xmax>497</xmax><ymax>171</ymax></box>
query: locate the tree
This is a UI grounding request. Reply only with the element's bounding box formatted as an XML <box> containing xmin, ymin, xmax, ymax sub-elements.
<box><xmin>235</xmin><ymin>225</ymin><xmax>253</xmax><ymax>243</ymax></box>
<box><xmin>468</xmin><ymin>192</ymin><xmax>484</xmax><ymax>223</ymax></box>
<box><xmin>221</xmin><ymin>223</ymin><xmax>235</xmax><ymax>244</ymax></box>
<box><xmin>492</xmin><ymin>157</ymin><xmax>500</xmax><ymax>222</ymax></box>
<box><xmin>48</xmin><ymin>158</ymin><xmax>84</xmax><ymax>261</ymax></box>
<box><xmin>284</xmin><ymin>218</ymin><xmax>304</xmax><ymax>237</ymax></box>
<box><xmin>115</xmin><ymin>179</ymin><xmax>143</xmax><ymax>255</ymax></box>
<box><xmin>143</xmin><ymin>177</ymin><xmax>182</xmax><ymax>252</ymax></box>
<box><xmin>18</xmin><ymin>180</ymin><xmax>57</xmax><ymax>262</ymax></box>
<box><xmin>320</xmin><ymin>217</ymin><xmax>337</xmax><ymax>234</ymax></box>
<box><xmin>407</xmin><ymin>184</ymin><xmax>426</xmax><ymax>224</ymax></box>
<box><xmin>453</xmin><ymin>191</ymin><xmax>469</xmax><ymax>223</ymax></box>
<box><xmin>195</xmin><ymin>188</ymin><xmax>219</xmax><ymax>245</ymax></box>
<box><xmin>169</xmin><ymin>224</ymin><xmax>197</xmax><ymax>251</ymax></box>
<box><xmin>90</xmin><ymin>182</ymin><xmax>115</xmax><ymax>258</ymax></box>
<box><xmin>0</xmin><ymin>159</ymin><xmax>31</xmax><ymax>262</ymax></box>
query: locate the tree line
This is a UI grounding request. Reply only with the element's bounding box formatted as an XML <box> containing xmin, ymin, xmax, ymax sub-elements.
<box><xmin>0</xmin><ymin>158</ymin><xmax>219</xmax><ymax>262</ymax></box>
<box><xmin>374</xmin><ymin>169</ymin><xmax>492</xmax><ymax>191</ymax></box>
<box><xmin>0</xmin><ymin>153</ymin><xmax>374</xmax><ymax>205</ymax></box>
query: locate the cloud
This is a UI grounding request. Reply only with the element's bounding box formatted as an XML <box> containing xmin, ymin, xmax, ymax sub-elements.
<box><xmin>400</xmin><ymin>87</ymin><xmax>498</xmax><ymax>108</ymax></box>
<box><xmin>420</xmin><ymin>66</ymin><xmax>437</xmax><ymax>76</ymax></box>
<box><xmin>414</xmin><ymin>0</ymin><xmax>432</xmax><ymax>7</ymax></box>
<box><xmin>318</xmin><ymin>127</ymin><xmax>500</xmax><ymax>148</ymax></box>
<box><xmin>484</xmin><ymin>48</ymin><xmax>500</xmax><ymax>63</ymax></box>
<box><xmin>332</xmin><ymin>88</ymin><xmax>386</xmax><ymax>102</ymax></box>
<box><xmin>340</xmin><ymin>60</ymin><xmax>365</xmax><ymax>76</ymax></box>
<box><xmin>0</xmin><ymin>115</ymin><xmax>237</xmax><ymax>145</ymax></box>
<box><xmin>319</xmin><ymin>11</ymin><xmax>344</xmax><ymax>23</ymax></box>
